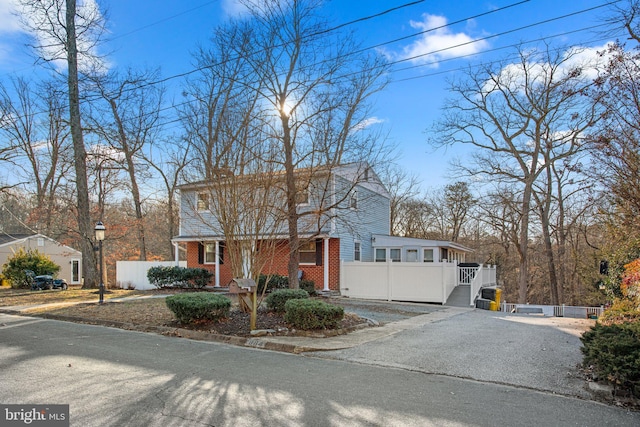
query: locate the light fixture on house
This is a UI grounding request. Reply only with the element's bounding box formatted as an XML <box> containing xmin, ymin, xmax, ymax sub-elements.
<box><xmin>94</xmin><ymin>221</ymin><xmax>106</xmax><ymax>304</ymax></box>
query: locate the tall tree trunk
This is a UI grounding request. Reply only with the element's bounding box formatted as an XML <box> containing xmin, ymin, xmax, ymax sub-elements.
<box><xmin>282</xmin><ymin>113</ymin><xmax>300</xmax><ymax>289</ymax></box>
<box><xmin>66</xmin><ymin>0</ymin><xmax>98</xmax><ymax>288</ymax></box>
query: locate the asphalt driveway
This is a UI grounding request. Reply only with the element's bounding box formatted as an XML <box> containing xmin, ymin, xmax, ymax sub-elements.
<box><xmin>308</xmin><ymin>306</ymin><xmax>598</xmax><ymax>400</ymax></box>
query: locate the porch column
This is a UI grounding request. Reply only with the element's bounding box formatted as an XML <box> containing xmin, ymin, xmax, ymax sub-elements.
<box><xmin>323</xmin><ymin>238</ymin><xmax>330</xmax><ymax>292</ymax></box>
<box><xmin>173</xmin><ymin>242</ymin><xmax>179</xmax><ymax>265</ymax></box>
<box><xmin>215</xmin><ymin>241</ymin><xmax>220</xmax><ymax>287</ymax></box>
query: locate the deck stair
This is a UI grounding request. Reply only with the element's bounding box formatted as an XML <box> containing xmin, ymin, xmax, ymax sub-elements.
<box><xmin>445</xmin><ymin>284</ymin><xmax>471</xmax><ymax>307</ymax></box>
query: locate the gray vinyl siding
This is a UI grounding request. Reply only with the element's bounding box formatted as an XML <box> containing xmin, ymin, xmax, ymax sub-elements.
<box><xmin>333</xmin><ymin>176</ymin><xmax>390</xmax><ymax>262</ymax></box>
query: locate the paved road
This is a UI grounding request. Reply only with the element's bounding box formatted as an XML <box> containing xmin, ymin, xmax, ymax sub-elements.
<box><xmin>1</xmin><ymin>312</ymin><xmax>638</xmax><ymax>426</ymax></box>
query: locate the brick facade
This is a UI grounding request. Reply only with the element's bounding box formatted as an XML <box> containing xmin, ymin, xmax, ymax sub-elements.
<box><xmin>186</xmin><ymin>238</ymin><xmax>341</xmax><ymax>290</ymax></box>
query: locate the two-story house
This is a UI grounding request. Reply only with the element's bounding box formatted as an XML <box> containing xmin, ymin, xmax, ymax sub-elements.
<box><xmin>173</xmin><ymin>163</ymin><xmax>390</xmax><ymax>291</ymax></box>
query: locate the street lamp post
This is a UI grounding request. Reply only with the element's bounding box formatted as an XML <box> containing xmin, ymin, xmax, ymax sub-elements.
<box><xmin>95</xmin><ymin>222</ymin><xmax>106</xmax><ymax>304</ymax></box>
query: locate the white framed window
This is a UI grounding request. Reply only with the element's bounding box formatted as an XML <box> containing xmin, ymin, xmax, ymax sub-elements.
<box><xmin>37</xmin><ymin>237</ymin><xmax>44</xmax><ymax>247</ymax></box>
<box><xmin>71</xmin><ymin>259</ymin><xmax>80</xmax><ymax>283</ymax></box>
<box><xmin>296</xmin><ymin>187</ymin><xmax>309</xmax><ymax>205</ymax></box>
<box><xmin>350</xmin><ymin>191</ymin><xmax>358</xmax><ymax>209</ymax></box>
<box><xmin>423</xmin><ymin>249</ymin><xmax>434</xmax><ymax>263</ymax></box>
<box><xmin>390</xmin><ymin>248</ymin><xmax>401</xmax><ymax>262</ymax></box>
<box><xmin>375</xmin><ymin>248</ymin><xmax>386</xmax><ymax>262</ymax></box>
<box><xmin>354</xmin><ymin>241</ymin><xmax>361</xmax><ymax>261</ymax></box>
<box><xmin>204</xmin><ymin>243</ymin><xmax>216</xmax><ymax>263</ymax></box>
<box><xmin>203</xmin><ymin>243</ymin><xmax>224</xmax><ymax>264</ymax></box>
<box><xmin>406</xmin><ymin>249</ymin><xmax>418</xmax><ymax>262</ymax></box>
<box><xmin>197</xmin><ymin>193</ymin><xmax>209</xmax><ymax>211</ymax></box>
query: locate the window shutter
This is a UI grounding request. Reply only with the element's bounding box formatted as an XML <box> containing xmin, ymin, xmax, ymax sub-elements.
<box><xmin>315</xmin><ymin>239</ymin><xmax>323</xmax><ymax>266</ymax></box>
<box><xmin>198</xmin><ymin>243</ymin><xmax>204</xmax><ymax>264</ymax></box>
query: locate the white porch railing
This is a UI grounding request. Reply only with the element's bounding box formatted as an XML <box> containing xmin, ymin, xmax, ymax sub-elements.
<box><xmin>459</xmin><ymin>264</ymin><xmax>497</xmax><ymax>306</ymax></box>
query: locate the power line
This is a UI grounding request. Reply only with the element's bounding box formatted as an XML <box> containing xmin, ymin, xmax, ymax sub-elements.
<box><xmin>0</xmin><ymin>1</ymin><xmax>620</xmax><ymax>135</ymax></box>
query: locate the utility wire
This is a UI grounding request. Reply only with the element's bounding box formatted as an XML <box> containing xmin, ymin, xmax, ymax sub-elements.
<box><xmin>0</xmin><ymin>1</ymin><xmax>620</xmax><ymax>133</ymax></box>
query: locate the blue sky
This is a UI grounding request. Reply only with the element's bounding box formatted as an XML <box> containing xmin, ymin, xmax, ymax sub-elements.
<box><xmin>0</xmin><ymin>0</ymin><xmax>623</xmax><ymax>191</ymax></box>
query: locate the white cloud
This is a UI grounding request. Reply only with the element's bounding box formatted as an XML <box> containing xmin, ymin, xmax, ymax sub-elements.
<box><xmin>483</xmin><ymin>43</ymin><xmax>614</xmax><ymax>95</ymax></box>
<box><xmin>221</xmin><ymin>0</ymin><xmax>251</xmax><ymax>18</ymax></box>
<box><xmin>392</xmin><ymin>14</ymin><xmax>490</xmax><ymax>67</ymax></box>
<box><xmin>351</xmin><ymin>116</ymin><xmax>385</xmax><ymax>133</ymax></box>
<box><xmin>0</xmin><ymin>0</ymin><xmax>22</xmax><ymax>33</ymax></box>
<box><xmin>2</xmin><ymin>0</ymin><xmax>108</xmax><ymax>73</ymax></box>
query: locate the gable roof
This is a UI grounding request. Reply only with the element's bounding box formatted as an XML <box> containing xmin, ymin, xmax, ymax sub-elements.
<box><xmin>0</xmin><ymin>233</ymin><xmax>36</xmax><ymax>246</ymax></box>
<box><xmin>0</xmin><ymin>233</ymin><xmax>82</xmax><ymax>255</ymax></box>
<box><xmin>178</xmin><ymin>162</ymin><xmax>390</xmax><ymax>199</ymax></box>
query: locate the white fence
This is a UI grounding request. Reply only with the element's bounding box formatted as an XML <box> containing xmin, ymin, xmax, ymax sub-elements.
<box><xmin>501</xmin><ymin>303</ymin><xmax>604</xmax><ymax>318</ymax></box>
<box><xmin>116</xmin><ymin>261</ymin><xmax>186</xmax><ymax>290</ymax></box>
<box><xmin>340</xmin><ymin>260</ymin><xmax>458</xmax><ymax>303</ymax></box>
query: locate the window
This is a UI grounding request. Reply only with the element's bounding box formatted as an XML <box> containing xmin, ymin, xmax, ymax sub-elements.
<box><xmin>390</xmin><ymin>248</ymin><xmax>401</xmax><ymax>262</ymax></box>
<box><xmin>423</xmin><ymin>249</ymin><xmax>434</xmax><ymax>263</ymax></box>
<box><xmin>300</xmin><ymin>240</ymin><xmax>317</xmax><ymax>264</ymax></box>
<box><xmin>202</xmin><ymin>242</ymin><xmax>224</xmax><ymax>264</ymax></box>
<box><xmin>296</xmin><ymin>187</ymin><xmax>309</xmax><ymax>205</ymax></box>
<box><xmin>375</xmin><ymin>248</ymin><xmax>386</xmax><ymax>262</ymax></box>
<box><xmin>197</xmin><ymin>193</ymin><xmax>209</xmax><ymax>211</ymax></box>
<box><xmin>37</xmin><ymin>237</ymin><xmax>44</xmax><ymax>247</ymax></box>
<box><xmin>71</xmin><ymin>259</ymin><xmax>80</xmax><ymax>283</ymax></box>
<box><xmin>350</xmin><ymin>191</ymin><xmax>358</xmax><ymax>209</ymax></box>
<box><xmin>407</xmin><ymin>249</ymin><xmax>418</xmax><ymax>262</ymax></box>
<box><xmin>354</xmin><ymin>242</ymin><xmax>361</xmax><ymax>261</ymax></box>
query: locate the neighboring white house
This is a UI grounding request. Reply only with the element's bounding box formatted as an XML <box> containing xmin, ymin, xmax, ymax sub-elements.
<box><xmin>0</xmin><ymin>233</ymin><xmax>83</xmax><ymax>285</ymax></box>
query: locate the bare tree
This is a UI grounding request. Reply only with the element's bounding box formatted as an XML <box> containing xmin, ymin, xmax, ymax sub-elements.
<box><xmin>16</xmin><ymin>0</ymin><xmax>107</xmax><ymax>288</ymax></box>
<box><xmin>235</xmin><ymin>0</ymin><xmax>389</xmax><ymax>288</ymax></box>
<box><xmin>425</xmin><ymin>182</ymin><xmax>475</xmax><ymax>242</ymax></box>
<box><xmin>0</xmin><ymin>78</ymin><xmax>73</xmax><ymax>234</ymax></box>
<box><xmin>432</xmin><ymin>44</ymin><xmax>599</xmax><ymax>303</ymax></box>
<box><xmin>183</xmin><ymin>0</ymin><xmax>390</xmax><ymax>288</ymax></box>
<box><xmin>142</xmin><ymin>135</ymin><xmax>192</xmax><ymax>259</ymax></box>
<box><xmin>378</xmin><ymin>163</ymin><xmax>422</xmax><ymax>236</ymax></box>
<box><xmin>86</xmin><ymin>69</ymin><xmax>164</xmax><ymax>260</ymax></box>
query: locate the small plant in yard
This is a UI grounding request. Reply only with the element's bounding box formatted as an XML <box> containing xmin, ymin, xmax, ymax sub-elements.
<box><xmin>284</xmin><ymin>299</ymin><xmax>344</xmax><ymax>330</ymax></box>
<box><xmin>257</xmin><ymin>274</ymin><xmax>289</xmax><ymax>293</ymax></box>
<box><xmin>265</xmin><ymin>289</ymin><xmax>309</xmax><ymax>313</ymax></box>
<box><xmin>165</xmin><ymin>293</ymin><xmax>231</xmax><ymax>324</ymax></box>
<box><xmin>299</xmin><ymin>279</ymin><xmax>317</xmax><ymax>296</ymax></box>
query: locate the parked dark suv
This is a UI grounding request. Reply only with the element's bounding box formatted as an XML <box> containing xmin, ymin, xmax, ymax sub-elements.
<box><xmin>31</xmin><ymin>275</ymin><xmax>68</xmax><ymax>291</ymax></box>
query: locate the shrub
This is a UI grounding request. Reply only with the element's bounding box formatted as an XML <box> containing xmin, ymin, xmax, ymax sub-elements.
<box><xmin>299</xmin><ymin>279</ymin><xmax>317</xmax><ymax>296</ymax></box>
<box><xmin>257</xmin><ymin>274</ymin><xmax>289</xmax><ymax>293</ymax></box>
<box><xmin>147</xmin><ymin>266</ymin><xmax>213</xmax><ymax>289</ymax></box>
<box><xmin>284</xmin><ymin>299</ymin><xmax>344</xmax><ymax>330</ymax></box>
<box><xmin>165</xmin><ymin>293</ymin><xmax>231</xmax><ymax>324</ymax></box>
<box><xmin>2</xmin><ymin>248</ymin><xmax>60</xmax><ymax>289</ymax></box>
<box><xmin>265</xmin><ymin>289</ymin><xmax>309</xmax><ymax>313</ymax></box>
<box><xmin>599</xmin><ymin>299</ymin><xmax>640</xmax><ymax>326</ymax></box>
<box><xmin>581</xmin><ymin>321</ymin><xmax>640</xmax><ymax>397</ymax></box>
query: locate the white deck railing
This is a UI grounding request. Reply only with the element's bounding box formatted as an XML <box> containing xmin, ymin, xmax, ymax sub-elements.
<box><xmin>459</xmin><ymin>265</ymin><xmax>497</xmax><ymax>306</ymax></box>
